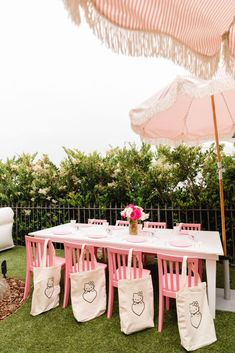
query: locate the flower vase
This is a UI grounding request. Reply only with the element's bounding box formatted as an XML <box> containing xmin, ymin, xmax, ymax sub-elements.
<box><xmin>129</xmin><ymin>220</ymin><xmax>138</xmax><ymax>235</ymax></box>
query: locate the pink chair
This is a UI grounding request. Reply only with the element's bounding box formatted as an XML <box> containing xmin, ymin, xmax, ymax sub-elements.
<box><xmin>143</xmin><ymin>222</ymin><xmax>167</xmax><ymax>263</ymax></box>
<box><xmin>115</xmin><ymin>220</ymin><xmax>129</xmax><ymax>227</ymax></box>
<box><xmin>107</xmin><ymin>247</ymin><xmax>150</xmax><ymax>318</ymax></box>
<box><xmin>63</xmin><ymin>241</ymin><xmax>107</xmax><ymax>308</ymax></box>
<box><xmin>157</xmin><ymin>252</ymin><xmax>199</xmax><ymax>332</ymax></box>
<box><xmin>23</xmin><ymin>235</ymin><xmax>65</xmax><ymax>301</ymax></box>
<box><xmin>180</xmin><ymin>223</ymin><xmax>201</xmax><ymax>231</ymax></box>
<box><xmin>179</xmin><ymin>223</ymin><xmax>203</xmax><ymax>278</ymax></box>
<box><xmin>144</xmin><ymin>221</ymin><xmax>167</xmax><ymax>229</ymax></box>
<box><xmin>87</xmin><ymin>219</ymin><xmax>109</xmax><ymax>260</ymax></box>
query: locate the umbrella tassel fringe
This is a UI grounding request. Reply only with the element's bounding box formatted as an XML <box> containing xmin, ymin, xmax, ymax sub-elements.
<box><xmin>223</xmin><ymin>38</ymin><xmax>235</xmax><ymax>80</ymax></box>
<box><xmin>64</xmin><ymin>0</ymin><xmax>221</xmax><ymax>80</ymax></box>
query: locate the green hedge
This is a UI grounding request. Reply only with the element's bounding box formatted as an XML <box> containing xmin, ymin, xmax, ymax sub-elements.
<box><xmin>0</xmin><ymin>143</ymin><xmax>234</xmax><ymax>208</ymax></box>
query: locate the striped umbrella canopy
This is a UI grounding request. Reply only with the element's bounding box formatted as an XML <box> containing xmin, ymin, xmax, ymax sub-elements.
<box><xmin>64</xmin><ymin>0</ymin><xmax>235</xmax><ymax>79</ymax></box>
<box><xmin>130</xmin><ymin>75</ymin><xmax>235</xmax><ymax>257</ymax></box>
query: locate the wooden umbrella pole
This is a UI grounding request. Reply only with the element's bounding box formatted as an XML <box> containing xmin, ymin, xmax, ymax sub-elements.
<box><xmin>211</xmin><ymin>95</ymin><xmax>227</xmax><ymax>256</ymax></box>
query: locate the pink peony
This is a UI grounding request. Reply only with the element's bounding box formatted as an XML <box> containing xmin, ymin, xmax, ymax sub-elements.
<box><xmin>130</xmin><ymin>207</ymin><xmax>141</xmax><ymax>221</ymax></box>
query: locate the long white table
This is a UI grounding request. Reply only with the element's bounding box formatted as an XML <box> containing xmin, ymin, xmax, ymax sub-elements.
<box><xmin>29</xmin><ymin>223</ymin><xmax>224</xmax><ymax>318</ymax></box>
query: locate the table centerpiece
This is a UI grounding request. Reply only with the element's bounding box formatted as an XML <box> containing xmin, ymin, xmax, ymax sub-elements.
<box><xmin>121</xmin><ymin>204</ymin><xmax>149</xmax><ymax>235</ymax></box>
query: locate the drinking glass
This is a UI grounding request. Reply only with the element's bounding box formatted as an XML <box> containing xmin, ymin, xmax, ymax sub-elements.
<box><xmin>70</xmin><ymin>220</ymin><xmax>77</xmax><ymax>233</ymax></box>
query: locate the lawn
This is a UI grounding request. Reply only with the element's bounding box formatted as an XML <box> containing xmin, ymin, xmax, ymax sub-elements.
<box><xmin>0</xmin><ymin>247</ymin><xmax>235</xmax><ymax>353</ymax></box>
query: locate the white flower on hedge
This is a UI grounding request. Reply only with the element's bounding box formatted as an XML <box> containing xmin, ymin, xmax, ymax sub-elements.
<box><xmin>59</xmin><ymin>185</ymin><xmax>66</xmax><ymax>191</ymax></box>
<box><xmin>112</xmin><ymin>168</ymin><xmax>121</xmax><ymax>177</ymax></box>
<box><xmin>72</xmin><ymin>176</ymin><xmax>79</xmax><ymax>184</ymax></box>
<box><xmin>24</xmin><ymin>209</ymin><xmax>31</xmax><ymax>216</ymax></box>
<box><xmin>11</xmin><ymin>164</ymin><xmax>18</xmax><ymax>171</ymax></box>
<box><xmin>151</xmin><ymin>159</ymin><xmax>158</xmax><ymax>167</ymax></box>
<box><xmin>33</xmin><ymin>164</ymin><xmax>43</xmax><ymax>172</ymax></box>
<box><xmin>59</xmin><ymin>168</ymin><xmax>67</xmax><ymax>177</ymax></box>
<box><xmin>38</xmin><ymin>187</ymin><xmax>49</xmax><ymax>195</ymax></box>
<box><xmin>107</xmin><ymin>181</ymin><xmax>117</xmax><ymax>188</ymax></box>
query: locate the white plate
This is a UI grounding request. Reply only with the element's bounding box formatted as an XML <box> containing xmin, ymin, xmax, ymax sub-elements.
<box><xmin>169</xmin><ymin>239</ymin><xmax>192</xmax><ymax>247</ymax></box>
<box><xmin>52</xmin><ymin>228</ymin><xmax>71</xmax><ymax>235</ymax></box>
<box><xmin>87</xmin><ymin>234</ymin><xmax>108</xmax><ymax>239</ymax></box>
<box><xmin>125</xmin><ymin>236</ymin><xmax>146</xmax><ymax>243</ymax></box>
<box><xmin>77</xmin><ymin>224</ymin><xmax>94</xmax><ymax>228</ymax></box>
<box><xmin>109</xmin><ymin>226</ymin><xmax>126</xmax><ymax>230</ymax></box>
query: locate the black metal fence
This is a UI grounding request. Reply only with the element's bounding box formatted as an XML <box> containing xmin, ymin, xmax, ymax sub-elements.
<box><xmin>3</xmin><ymin>203</ymin><xmax>235</xmax><ymax>257</ymax></box>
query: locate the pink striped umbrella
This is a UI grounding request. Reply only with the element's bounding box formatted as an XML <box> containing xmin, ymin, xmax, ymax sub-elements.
<box><xmin>130</xmin><ymin>75</ymin><xmax>235</xmax><ymax>257</ymax></box>
<box><xmin>64</xmin><ymin>0</ymin><xmax>235</xmax><ymax>79</ymax></box>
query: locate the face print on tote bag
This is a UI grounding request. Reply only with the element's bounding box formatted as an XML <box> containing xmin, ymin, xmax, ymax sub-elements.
<box><xmin>82</xmin><ymin>281</ymin><xmax>97</xmax><ymax>303</ymax></box>
<box><xmin>131</xmin><ymin>291</ymin><xmax>145</xmax><ymax>316</ymax></box>
<box><xmin>189</xmin><ymin>301</ymin><xmax>202</xmax><ymax>329</ymax></box>
<box><xmin>44</xmin><ymin>277</ymin><xmax>55</xmax><ymax>299</ymax></box>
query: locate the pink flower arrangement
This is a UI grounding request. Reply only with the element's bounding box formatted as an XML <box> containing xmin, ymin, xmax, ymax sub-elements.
<box><xmin>121</xmin><ymin>204</ymin><xmax>149</xmax><ymax>222</ymax></box>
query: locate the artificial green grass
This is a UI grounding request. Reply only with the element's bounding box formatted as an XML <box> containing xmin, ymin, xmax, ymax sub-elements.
<box><xmin>0</xmin><ymin>247</ymin><xmax>235</xmax><ymax>353</ymax></box>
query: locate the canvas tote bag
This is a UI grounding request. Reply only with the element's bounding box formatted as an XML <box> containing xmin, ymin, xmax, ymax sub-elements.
<box><xmin>176</xmin><ymin>256</ymin><xmax>217</xmax><ymax>351</ymax></box>
<box><xmin>118</xmin><ymin>248</ymin><xmax>154</xmax><ymax>335</ymax></box>
<box><xmin>70</xmin><ymin>244</ymin><xmax>106</xmax><ymax>322</ymax></box>
<box><xmin>31</xmin><ymin>239</ymin><xmax>61</xmax><ymax>316</ymax></box>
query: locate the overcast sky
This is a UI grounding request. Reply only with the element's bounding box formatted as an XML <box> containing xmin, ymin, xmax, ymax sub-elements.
<box><xmin>0</xmin><ymin>0</ymin><xmax>233</xmax><ymax>165</ymax></box>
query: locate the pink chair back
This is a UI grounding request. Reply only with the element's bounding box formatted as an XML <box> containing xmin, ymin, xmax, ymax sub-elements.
<box><xmin>144</xmin><ymin>221</ymin><xmax>167</xmax><ymax>229</ymax></box>
<box><xmin>108</xmin><ymin>248</ymin><xmax>143</xmax><ymax>282</ymax></box>
<box><xmin>107</xmin><ymin>247</ymin><xmax>150</xmax><ymax>319</ymax></box>
<box><xmin>88</xmin><ymin>219</ymin><xmax>108</xmax><ymax>225</ymax></box>
<box><xmin>115</xmin><ymin>220</ymin><xmax>129</xmax><ymax>227</ymax></box>
<box><xmin>157</xmin><ymin>253</ymin><xmax>199</xmax><ymax>294</ymax></box>
<box><xmin>181</xmin><ymin>223</ymin><xmax>201</xmax><ymax>231</ymax></box>
<box><xmin>64</xmin><ymin>241</ymin><xmax>96</xmax><ymax>273</ymax></box>
<box><xmin>25</xmin><ymin>235</ymin><xmax>54</xmax><ymax>268</ymax></box>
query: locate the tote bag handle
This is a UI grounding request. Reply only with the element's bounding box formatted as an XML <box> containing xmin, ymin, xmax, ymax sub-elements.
<box><xmin>126</xmin><ymin>248</ymin><xmax>142</xmax><ymax>280</ymax></box>
<box><xmin>180</xmin><ymin>256</ymin><xmax>188</xmax><ymax>289</ymax></box>
<box><xmin>79</xmin><ymin>244</ymin><xmax>97</xmax><ymax>272</ymax></box>
<box><xmin>127</xmin><ymin>248</ymin><xmax>134</xmax><ymax>280</ymax></box>
<box><xmin>79</xmin><ymin>244</ymin><xmax>86</xmax><ymax>272</ymax></box>
<box><xmin>39</xmin><ymin>238</ymin><xmax>53</xmax><ymax>268</ymax></box>
<box><xmin>180</xmin><ymin>256</ymin><xmax>201</xmax><ymax>289</ymax></box>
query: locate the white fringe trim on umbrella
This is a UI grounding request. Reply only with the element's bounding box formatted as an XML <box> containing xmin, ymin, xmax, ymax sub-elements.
<box><xmin>64</xmin><ymin>0</ymin><xmax>221</xmax><ymax>80</ymax></box>
<box><xmin>131</xmin><ymin>127</ymin><xmax>235</xmax><ymax>148</ymax></box>
<box><xmin>129</xmin><ymin>75</ymin><xmax>235</xmax><ymax>126</ymax></box>
<box><xmin>223</xmin><ymin>37</ymin><xmax>235</xmax><ymax>80</ymax></box>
